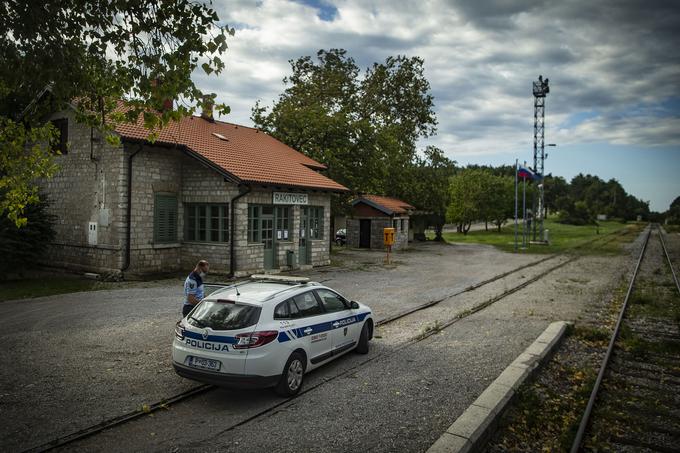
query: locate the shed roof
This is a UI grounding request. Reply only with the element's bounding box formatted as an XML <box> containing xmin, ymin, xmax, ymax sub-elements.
<box><xmin>352</xmin><ymin>194</ymin><xmax>415</xmax><ymax>215</ymax></box>
<box><xmin>115</xmin><ymin>113</ymin><xmax>348</xmax><ymax>192</ymax></box>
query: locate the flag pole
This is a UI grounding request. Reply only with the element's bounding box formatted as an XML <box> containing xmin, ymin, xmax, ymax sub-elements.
<box><xmin>514</xmin><ymin>158</ymin><xmax>518</xmax><ymax>252</ymax></box>
<box><xmin>522</xmin><ymin>160</ymin><xmax>527</xmax><ymax>249</ymax></box>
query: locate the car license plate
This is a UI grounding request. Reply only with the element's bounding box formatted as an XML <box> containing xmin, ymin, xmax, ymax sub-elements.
<box><xmin>187</xmin><ymin>356</ymin><xmax>221</xmax><ymax>371</ymax></box>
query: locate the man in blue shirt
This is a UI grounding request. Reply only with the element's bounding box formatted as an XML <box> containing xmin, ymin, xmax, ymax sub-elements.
<box><xmin>183</xmin><ymin>260</ymin><xmax>209</xmax><ymax>317</ymax></box>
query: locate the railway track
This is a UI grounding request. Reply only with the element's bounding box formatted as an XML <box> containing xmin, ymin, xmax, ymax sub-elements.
<box><xmin>24</xmin><ymin>226</ymin><xmax>634</xmax><ymax>453</ymax></box>
<box><xmin>570</xmin><ymin>225</ymin><xmax>680</xmax><ymax>452</ymax></box>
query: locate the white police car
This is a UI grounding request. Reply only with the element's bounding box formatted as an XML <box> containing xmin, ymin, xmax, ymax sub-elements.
<box><xmin>173</xmin><ymin>275</ymin><xmax>374</xmax><ymax>396</ymax></box>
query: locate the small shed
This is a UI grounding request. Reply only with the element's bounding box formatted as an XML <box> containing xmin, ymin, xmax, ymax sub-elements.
<box><xmin>347</xmin><ymin>195</ymin><xmax>415</xmax><ymax>250</ymax></box>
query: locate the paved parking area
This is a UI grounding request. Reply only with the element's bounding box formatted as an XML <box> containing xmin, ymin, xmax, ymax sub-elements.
<box><xmin>0</xmin><ymin>241</ymin><xmax>628</xmax><ymax>451</ymax></box>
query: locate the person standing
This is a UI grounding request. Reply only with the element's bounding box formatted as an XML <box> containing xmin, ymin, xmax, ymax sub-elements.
<box><xmin>182</xmin><ymin>260</ymin><xmax>209</xmax><ymax>318</ymax></box>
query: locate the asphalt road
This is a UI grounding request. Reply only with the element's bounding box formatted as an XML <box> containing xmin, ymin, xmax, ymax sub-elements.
<box><xmin>0</xmin><ymin>241</ymin><xmax>631</xmax><ymax>452</ymax></box>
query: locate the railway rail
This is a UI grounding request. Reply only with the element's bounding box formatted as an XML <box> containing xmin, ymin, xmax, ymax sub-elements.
<box><xmin>570</xmin><ymin>225</ymin><xmax>680</xmax><ymax>452</ymax></box>
<box><xmin>24</xmin><ymin>226</ymin><xmax>635</xmax><ymax>453</ymax></box>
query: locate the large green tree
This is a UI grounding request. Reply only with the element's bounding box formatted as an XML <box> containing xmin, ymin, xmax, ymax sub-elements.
<box><xmin>252</xmin><ymin>49</ymin><xmax>437</xmax><ymax>214</ymax></box>
<box><xmin>446</xmin><ymin>169</ymin><xmax>490</xmax><ymax>234</ymax></box>
<box><xmin>408</xmin><ymin>146</ymin><xmax>456</xmax><ymax>240</ymax></box>
<box><xmin>1</xmin><ymin>0</ymin><xmax>233</xmax><ymax>226</ymax></box>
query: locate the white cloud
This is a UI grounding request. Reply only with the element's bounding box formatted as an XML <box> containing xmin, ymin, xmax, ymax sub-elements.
<box><xmin>202</xmin><ymin>0</ymin><xmax>680</xmax><ymax>157</ymax></box>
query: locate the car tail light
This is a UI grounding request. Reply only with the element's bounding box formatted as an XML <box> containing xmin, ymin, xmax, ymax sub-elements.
<box><xmin>234</xmin><ymin>331</ymin><xmax>278</xmax><ymax>349</ymax></box>
<box><xmin>175</xmin><ymin>322</ymin><xmax>185</xmax><ymax>340</ymax></box>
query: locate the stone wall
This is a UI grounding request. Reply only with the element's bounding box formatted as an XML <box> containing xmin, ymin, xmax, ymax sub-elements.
<box><xmin>346</xmin><ymin>215</ymin><xmax>409</xmax><ymax>250</ymax></box>
<box><xmin>127</xmin><ymin>145</ymin><xmax>182</xmax><ymax>273</ymax></box>
<box><xmin>231</xmin><ymin>190</ymin><xmax>331</xmax><ymax>276</ymax></box>
<box><xmin>41</xmin><ymin>109</ymin><xmax>127</xmax><ymax>274</ymax></box>
<box><xmin>39</xmin><ymin>109</ymin><xmax>334</xmax><ymax>277</ymax></box>
<box><xmin>179</xmin><ymin>155</ymin><xmax>237</xmax><ymax>274</ymax></box>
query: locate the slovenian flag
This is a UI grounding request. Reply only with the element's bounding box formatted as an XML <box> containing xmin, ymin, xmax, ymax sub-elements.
<box><xmin>517</xmin><ymin>166</ymin><xmax>535</xmax><ymax>180</ymax></box>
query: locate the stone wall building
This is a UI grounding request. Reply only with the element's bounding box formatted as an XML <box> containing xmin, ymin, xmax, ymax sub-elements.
<box><xmin>346</xmin><ymin>195</ymin><xmax>414</xmax><ymax>250</ymax></box>
<box><xmin>41</xmin><ymin>106</ymin><xmax>348</xmax><ymax>278</ymax></box>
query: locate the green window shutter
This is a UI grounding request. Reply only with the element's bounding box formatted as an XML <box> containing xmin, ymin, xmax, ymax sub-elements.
<box><xmin>154</xmin><ymin>194</ymin><xmax>177</xmax><ymax>243</ymax></box>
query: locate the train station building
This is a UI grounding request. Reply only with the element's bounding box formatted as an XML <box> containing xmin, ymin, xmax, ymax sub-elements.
<box><xmin>40</xmin><ymin>105</ymin><xmax>349</xmax><ymax>278</ymax></box>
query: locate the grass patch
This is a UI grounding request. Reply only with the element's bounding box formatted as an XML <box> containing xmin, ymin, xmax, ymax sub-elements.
<box><xmin>0</xmin><ymin>277</ymin><xmax>101</xmax><ymax>302</ymax></box>
<box><xmin>429</xmin><ymin>219</ymin><xmax>637</xmax><ymax>254</ymax></box>
<box><xmin>574</xmin><ymin>325</ymin><xmax>611</xmax><ymax>344</ymax></box>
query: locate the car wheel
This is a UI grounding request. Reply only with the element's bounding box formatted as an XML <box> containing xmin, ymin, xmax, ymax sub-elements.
<box><xmin>275</xmin><ymin>351</ymin><xmax>306</xmax><ymax>397</ymax></box>
<box><xmin>355</xmin><ymin>322</ymin><xmax>370</xmax><ymax>354</ymax></box>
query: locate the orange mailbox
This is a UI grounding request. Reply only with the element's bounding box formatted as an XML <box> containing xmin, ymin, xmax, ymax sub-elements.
<box><xmin>383</xmin><ymin>227</ymin><xmax>395</xmax><ymax>246</ymax></box>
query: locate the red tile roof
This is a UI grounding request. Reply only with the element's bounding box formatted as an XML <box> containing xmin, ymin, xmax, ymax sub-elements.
<box><xmin>115</xmin><ymin>114</ymin><xmax>348</xmax><ymax>192</ymax></box>
<box><xmin>353</xmin><ymin>194</ymin><xmax>415</xmax><ymax>215</ymax></box>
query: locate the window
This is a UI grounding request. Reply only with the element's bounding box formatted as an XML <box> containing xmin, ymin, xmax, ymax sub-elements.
<box><xmin>292</xmin><ymin>292</ymin><xmax>323</xmax><ymax>317</ymax></box>
<box><xmin>401</xmin><ymin>219</ymin><xmax>405</xmax><ymax>230</ymax></box>
<box><xmin>393</xmin><ymin>219</ymin><xmax>398</xmax><ymax>229</ymax></box>
<box><xmin>248</xmin><ymin>205</ymin><xmax>260</xmax><ymax>243</ymax></box>
<box><xmin>274</xmin><ymin>299</ymin><xmax>301</xmax><ymax>319</ymax></box>
<box><xmin>51</xmin><ymin>118</ymin><xmax>68</xmax><ymax>155</ymax></box>
<box><xmin>154</xmin><ymin>193</ymin><xmax>178</xmax><ymax>243</ymax></box>
<box><xmin>316</xmin><ymin>289</ymin><xmax>347</xmax><ymax>313</ymax></box>
<box><xmin>185</xmin><ymin>204</ymin><xmax>228</xmax><ymax>242</ymax></box>
<box><xmin>276</xmin><ymin>206</ymin><xmax>290</xmax><ymax>240</ymax></box>
<box><xmin>308</xmin><ymin>206</ymin><xmax>323</xmax><ymax>239</ymax></box>
<box><xmin>187</xmin><ymin>301</ymin><xmax>260</xmax><ymax>330</ymax></box>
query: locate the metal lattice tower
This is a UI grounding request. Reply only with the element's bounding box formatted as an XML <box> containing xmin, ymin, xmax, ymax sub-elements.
<box><xmin>532</xmin><ymin>75</ymin><xmax>549</xmax><ymax>241</ymax></box>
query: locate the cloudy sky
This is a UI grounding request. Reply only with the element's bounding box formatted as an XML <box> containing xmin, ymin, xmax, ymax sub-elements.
<box><xmin>195</xmin><ymin>0</ymin><xmax>680</xmax><ymax>211</ymax></box>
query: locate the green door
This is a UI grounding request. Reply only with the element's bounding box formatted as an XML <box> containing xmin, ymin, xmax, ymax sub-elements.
<box><xmin>299</xmin><ymin>207</ymin><xmax>308</xmax><ymax>265</ymax></box>
<box><xmin>262</xmin><ymin>212</ymin><xmax>275</xmax><ymax>269</ymax></box>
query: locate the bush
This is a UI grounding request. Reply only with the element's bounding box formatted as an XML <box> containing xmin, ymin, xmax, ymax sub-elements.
<box><xmin>557</xmin><ymin>201</ymin><xmax>595</xmax><ymax>225</ymax></box>
<box><xmin>0</xmin><ymin>195</ymin><xmax>56</xmax><ymax>278</ymax></box>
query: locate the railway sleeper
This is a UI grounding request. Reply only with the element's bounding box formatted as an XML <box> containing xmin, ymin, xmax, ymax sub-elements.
<box><xmin>615</xmin><ymin>349</ymin><xmax>680</xmax><ymax>368</ymax></box>
<box><xmin>608</xmin><ymin>367</ymin><xmax>680</xmax><ymax>387</ymax></box>
<box><xmin>605</xmin><ymin>373</ymin><xmax>680</xmax><ymax>402</ymax></box>
<box><xmin>597</xmin><ymin>396</ymin><xmax>680</xmax><ymax>426</ymax></box>
<box><xmin>610</xmin><ymin>356</ymin><xmax>680</xmax><ymax>379</ymax></box>
<box><xmin>610</xmin><ymin>434</ymin><xmax>680</xmax><ymax>453</ymax></box>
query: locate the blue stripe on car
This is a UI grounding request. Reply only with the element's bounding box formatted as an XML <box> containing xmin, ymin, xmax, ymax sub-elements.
<box><xmin>184</xmin><ymin>330</ymin><xmax>237</xmax><ymax>344</ymax></box>
<box><xmin>277</xmin><ymin>311</ymin><xmax>371</xmax><ymax>343</ymax></box>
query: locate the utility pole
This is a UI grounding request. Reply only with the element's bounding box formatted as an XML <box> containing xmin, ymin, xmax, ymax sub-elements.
<box><xmin>532</xmin><ymin>75</ymin><xmax>549</xmax><ymax>242</ymax></box>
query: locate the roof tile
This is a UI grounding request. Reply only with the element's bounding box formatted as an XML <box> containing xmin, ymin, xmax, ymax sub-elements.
<box><xmin>115</xmin><ymin>113</ymin><xmax>348</xmax><ymax>192</ymax></box>
<box><xmin>355</xmin><ymin>194</ymin><xmax>415</xmax><ymax>214</ymax></box>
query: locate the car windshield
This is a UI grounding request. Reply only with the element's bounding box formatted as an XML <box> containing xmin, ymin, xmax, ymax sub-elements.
<box><xmin>187</xmin><ymin>301</ymin><xmax>261</xmax><ymax>331</ymax></box>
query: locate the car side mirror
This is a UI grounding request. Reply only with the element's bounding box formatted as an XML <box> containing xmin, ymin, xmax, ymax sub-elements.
<box><xmin>350</xmin><ymin>301</ymin><xmax>360</xmax><ymax>309</ymax></box>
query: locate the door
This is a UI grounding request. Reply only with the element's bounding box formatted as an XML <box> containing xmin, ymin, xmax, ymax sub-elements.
<box><xmin>315</xmin><ymin>288</ymin><xmax>357</xmax><ymax>356</ymax></box>
<box><xmin>292</xmin><ymin>291</ymin><xmax>333</xmax><ymax>365</ymax></box>
<box><xmin>261</xmin><ymin>209</ymin><xmax>275</xmax><ymax>269</ymax></box>
<box><xmin>299</xmin><ymin>207</ymin><xmax>308</xmax><ymax>265</ymax></box>
<box><xmin>359</xmin><ymin>219</ymin><xmax>371</xmax><ymax>248</ymax></box>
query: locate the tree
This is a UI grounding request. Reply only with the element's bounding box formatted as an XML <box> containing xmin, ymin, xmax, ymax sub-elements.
<box><xmin>1</xmin><ymin>0</ymin><xmax>233</xmax><ymax>226</ymax></box>
<box><xmin>446</xmin><ymin>169</ymin><xmax>488</xmax><ymax>234</ymax></box>
<box><xmin>666</xmin><ymin>196</ymin><xmax>680</xmax><ymax>224</ymax></box>
<box><xmin>543</xmin><ymin>175</ymin><xmax>570</xmax><ymax>216</ymax></box>
<box><xmin>408</xmin><ymin>146</ymin><xmax>456</xmax><ymax>240</ymax></box>
<box><xmin>487</xmin><ymin>175</ymin><xmax>514</xmax><ymax>232</ymax></box>
<box><xmin>0</xmin><ymin>195</ymin><xmax>55</xmax><ymax>277</ymax></box>
<box><xmin>252</xmin><ymin>49</ymin><xmax>437</xmax><ymax>212</ymax></box>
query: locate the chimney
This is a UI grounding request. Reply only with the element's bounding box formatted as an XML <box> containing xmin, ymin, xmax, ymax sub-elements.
<box><xmin>201</xmin><ymin>94</ymin><xmax>215</xmax><ymax>122</ymax></box>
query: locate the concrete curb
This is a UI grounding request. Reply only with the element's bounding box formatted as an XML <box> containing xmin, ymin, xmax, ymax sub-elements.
<box><xmin>426</xmin><ymin>321</ymin><xmax>570</xmax><ymax>453</ymax></box>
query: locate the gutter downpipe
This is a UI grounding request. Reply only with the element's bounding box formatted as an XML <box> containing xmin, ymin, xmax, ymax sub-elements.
<box><xmin>229</xmin><ymin>185</ymin><xmax>251</xmax><ymax>278</ymax></box>
<box><xmin>121</xmin><ymin>144</ymin><xmax>143</xmax><ymax>273</ymax></box>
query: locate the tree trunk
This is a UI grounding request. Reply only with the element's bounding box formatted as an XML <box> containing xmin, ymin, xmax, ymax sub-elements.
<box><xmin>485</xmin><ymin>220</ymin><xmax>488</xmax><ymax>231</ymax></box>
<box><xmin>462</xmin><ymin>221</ymin><xmax>472</xmax><ymax>235</ymax></box>
<box><xmin>457</xmin><ymin>223</ymin><xmax>462</xmax><ymax>233</ymax></box>
<box><xmin>434</xmin><ymin>223</ymin><xmax>444</xmax><ymax>241</ymax></box>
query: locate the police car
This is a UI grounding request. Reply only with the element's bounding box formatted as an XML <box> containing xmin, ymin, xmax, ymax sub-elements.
<box><xmin>172</xmin><ymin>275</ymin><xmax>374</xmax><ymax>396</ymax></box>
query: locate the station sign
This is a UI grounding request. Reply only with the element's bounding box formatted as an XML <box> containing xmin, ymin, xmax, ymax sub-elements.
<box><xmin>273</xmin><ymin>192</ymin><xmax>308</xmax><ymax>205</ymax></box>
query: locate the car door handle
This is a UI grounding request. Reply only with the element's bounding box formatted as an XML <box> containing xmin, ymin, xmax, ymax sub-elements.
<box><xmin>304</xmin><ymin>327</ymin><xmax>313</xmax><ymax>335</ymax></box>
